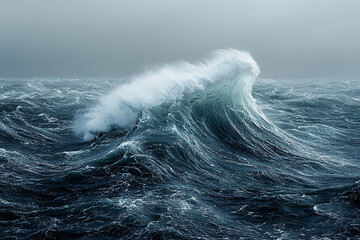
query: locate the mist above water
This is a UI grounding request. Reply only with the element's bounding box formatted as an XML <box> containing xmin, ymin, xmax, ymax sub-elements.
<box><xmin>0</xmin><ymin>0</ymin><xmax>359</xmax><ymax>79</ymax></box>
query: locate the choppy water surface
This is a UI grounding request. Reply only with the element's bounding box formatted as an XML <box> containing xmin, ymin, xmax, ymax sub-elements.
<box><xmin>1</xmin><ymin>50</ymin><xmax>360</xmax><ymax>239</ymax></box>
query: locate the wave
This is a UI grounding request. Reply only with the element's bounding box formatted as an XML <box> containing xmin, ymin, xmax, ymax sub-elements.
<box><xmin>73</xmin><ymin>49</ymin><xmax>260</xmax><ymax>140</ymax></box>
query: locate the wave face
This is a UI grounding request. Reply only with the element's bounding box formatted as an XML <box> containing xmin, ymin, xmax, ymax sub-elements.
<box><xmin>1</xmin><ymin>50</ymin><xmax>360</xmax><ymax>239</ymax></box>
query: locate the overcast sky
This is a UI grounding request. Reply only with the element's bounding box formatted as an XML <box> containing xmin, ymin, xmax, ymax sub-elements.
<box><xmin>0</xmin><ymin>0</ymin><xmax>359</xmax><ymax>79</ymax></box>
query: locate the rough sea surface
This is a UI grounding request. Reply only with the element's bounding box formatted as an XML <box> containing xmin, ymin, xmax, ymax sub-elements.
<box><xmin>1</xmin><ymin>50</ymin><xmax>360</xmax><ymax>239</ymax></box>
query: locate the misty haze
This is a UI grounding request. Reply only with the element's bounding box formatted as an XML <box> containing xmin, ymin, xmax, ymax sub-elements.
<box><xmin>1</xmin><ymin>0</ymin><xmax>360</xmax><ymax>79</ymax></box>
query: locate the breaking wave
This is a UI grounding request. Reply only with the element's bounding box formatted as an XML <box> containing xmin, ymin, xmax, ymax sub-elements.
<box><xmin>73</xmin><ymin>49</ymin><xmax>259</xmax><ymax>140</ymax></box>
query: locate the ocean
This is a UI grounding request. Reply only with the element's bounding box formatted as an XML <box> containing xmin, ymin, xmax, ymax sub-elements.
<box><xmin>1</xmin><ymin>49</ymin><xmax>360</xmax><ymax>239</ymax></box>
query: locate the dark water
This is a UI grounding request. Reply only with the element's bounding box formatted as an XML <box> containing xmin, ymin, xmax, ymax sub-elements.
<box><xmin>1</xmin><ymin>50</ymin><xmax>360</xmax><ymax>239</ymax></box>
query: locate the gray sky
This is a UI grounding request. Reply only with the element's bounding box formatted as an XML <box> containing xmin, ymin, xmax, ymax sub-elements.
<box><xmin>0</xmin><ymin>0</ymin><xmax>359</xmax><ymax>79</ymax></box>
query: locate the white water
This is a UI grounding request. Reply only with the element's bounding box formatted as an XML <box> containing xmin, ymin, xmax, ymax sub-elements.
<box><xmin>73</xmin><ymin>49</ymin><xmax>260</xmax><ymax>141</ymax></box>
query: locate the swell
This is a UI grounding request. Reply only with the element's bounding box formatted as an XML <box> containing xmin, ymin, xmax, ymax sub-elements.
<box><xmin>73</xmin><ymin>49</ymin><xmax>260</xmax><ymax>141</ymax></box>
